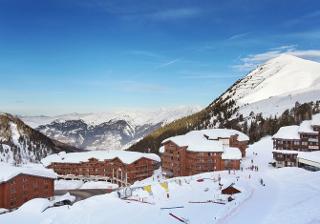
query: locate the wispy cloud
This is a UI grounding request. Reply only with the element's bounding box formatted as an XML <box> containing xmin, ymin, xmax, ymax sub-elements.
<box><xmin>85</xmin><ymin>2</ymin><xmax>202</xmax><ymax>22</ymax></box>
<box><xmin>284</xmin><ymin>10</ymin><xmax>320</xmax><ymax>27</ymax></box>
<box><xmin>233</xmin><ymin>46</ymin><xmax>320</xmax><ymax>71</ymax></box>
<box><xmin>156</xmin><ymin>58</ymin><xmax>180</xmax><ymax>69</ymax></box>
<box><xmin>148</xmin><ymin>7</ymin><xmax>201</xmax><ymax>20</ymax></box>
<box><xmin>227</xmin><ymin>32</ymin><xmax>250</xmax><ymax>41</ymax></box>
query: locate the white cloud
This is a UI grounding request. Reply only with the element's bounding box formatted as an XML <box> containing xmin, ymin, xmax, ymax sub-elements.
<box><xmin>156</xmin><ymin>58</ymin><xmax>180</xmax><ymax>69</ymax></box>
<box><xmin>149</xmin><ymin>8</ymin><xmax>201</xmax><ymax>20</ymax></box>
<box><xmin>227</xmin><ymin>32</ymin><xmax>250</xmax><ymax>41</ymax></box>
<box><xmin>233</xmin><ymin>46</ymin><xmax>320</xmax><ymax>71</ymax></box>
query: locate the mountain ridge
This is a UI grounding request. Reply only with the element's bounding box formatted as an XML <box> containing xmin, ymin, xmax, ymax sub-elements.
<box><xmin>128</xmin><ymin>54</ymin><xmax>320</xmax><ymax>153</ymax></box>
<box><xmin>21</xmin><ymin>106</ymin><xmax>201</xmax><ymax>150</ymax></box>
<box><xmin>0</xmin><ymin>113</ymin><xmax>81</xmax><ymax>163</ymax></box>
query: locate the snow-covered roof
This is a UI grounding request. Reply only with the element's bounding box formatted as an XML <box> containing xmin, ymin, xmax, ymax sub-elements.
<box><xmin>41</xmin><ymin>150</ymin><xmax>161</xmax><ymax>166</ymax></box>
<box><xmin>0</xmin><ymin>163</ymin><xmax>57</xmax><ymax>183</ymax></box>
<box><xmin>311</xmin><ymin>113</ymin><xmax>320</xmax><ymax>126</ymax></box>
<box><xmin>273</xmin><ymin>113</ymin><xmax>320</xmax><ymax>139</ymax></box>
<box><xmin>161</xmin><ymin>129</ymin><xmax>248</xmax><ymax>153</ymax></box>
<box><xmin>162</xmin><ymin>131</ymin><xmax>225</xmax><ymax>152</ymax></box>
<box><xmin>272</xmin><ymin>125</ymin><xmax>300</xmax><ymax>139</ymax></box>
<box><xmin>160</xmin><ymin>129</ymin><xmax>246</xmax><ymax>158</ymax></box>
<box><xmin>222</xmin><ymin>147</ymin><xmax>242</xmax><ymax>160</ymax></box>
<box><xmin>196</xmin><ymin>129</ymin><xmax>249</xmax><ymax>141</ymax></box>
<box><xmin>159</xmin><ymin>146</ymin><xmax>165</xmax><ymax>154</ymax></box>
<box><xmin>272</xmin><ymin>150</ymin><xmax>299</xmax><ymax>155</ymax></box>
<box><xmin>298</xmin><ymin>120</ymin><xmax>317</xmax><ymax>134</ymax></box>
<box><xmin>297</xmin><ymin>151</ymin><xmax>320</xmax><ymax>164</ymax></box>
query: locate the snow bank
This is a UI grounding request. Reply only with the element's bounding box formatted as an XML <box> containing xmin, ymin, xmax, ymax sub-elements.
<box><xmin>53</xmin><ymin>193</ymin><xmax>76</xmax><ymax>204</ymax></box>
<box><xmin>80</xmin><ymin>181</ymin><xmax>118</xmax><ymax>190</ymax></box>
<box><xmin>17</xmin><ymin>198</ymin><xmax>51</xmax><ymax>214</ymax></box>
<box><xmin>55</xmin><ymin>179</ymin><xmax>118</xmax><ymax>190</ymax></box>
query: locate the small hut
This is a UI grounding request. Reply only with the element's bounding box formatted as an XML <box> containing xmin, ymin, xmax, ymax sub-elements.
<box><xmin>221</xmin><ymin>183</ymin><xmax>241</xmax><ymax>195</ymax></box>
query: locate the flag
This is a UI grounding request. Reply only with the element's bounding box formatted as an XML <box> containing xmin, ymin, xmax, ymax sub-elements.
<box><xmin>143</xmin><ymin>185</ymin><xmax>152</xmax><ymax>194</ymax></box>
<box><xmin>160</xmin><ymin>182</ymin><xmax>169</xmax><ymax>192</ymax></box>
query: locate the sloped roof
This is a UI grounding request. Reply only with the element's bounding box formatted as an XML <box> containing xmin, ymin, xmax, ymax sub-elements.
<box><xmin>299</xmin><ymin>120</ymin><xmax>317</xmax><ymax>134</ymax></box>
<box><xmin>196</xmin><ymin>129</ymin><xmax>249</xmax><ymax>141</ymax></box>
<box><xmin>311</xmin><ymin>113</ymin><xmax>320</xmax><ymax>126</ymax></box>
<box><xmin>0</xmin><ymin>163</ymin><xmax>57</xmax><ymax>183</ymax></box>
<box><xmin>272</xmin><ymin>125</ymin><xmax>300</xmax><ymax>139</ymax></box>
<box><xmin>162</xmin><ymin>129</ymin><xmax>248</xmax><ymax>153</ymax></box>
<box><xmin>162</xmin><ymin>131</ymin><xmax>224</xmax><ymax>152</ymax></box>
<box><xmin>160</xmin><ymin>129</ymin><xmax>246</xmax><ymax>159</ymax></box>
<box><xmin>297</xmin><ymin>151</ymin><xmax>320</xmax><ymax>164</ymax></box>
<box><xmin>41</xmin><ymin>150</ymin><xmax>161</xmax><ymax>166</ymax></box>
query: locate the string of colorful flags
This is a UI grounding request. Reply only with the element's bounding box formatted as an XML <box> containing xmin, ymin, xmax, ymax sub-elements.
<box><xmin>143</xmin><ymin>181</ymin><xmax>169</xmax><ymax>195</ymax></box>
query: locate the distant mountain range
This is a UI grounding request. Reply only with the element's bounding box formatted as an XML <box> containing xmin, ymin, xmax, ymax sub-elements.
<box><xmin>0</xmin><ymin>113</ymin><xmax>80</xmax><ymax>163</ymax></box>
<box><xmin>4</xmin><ymin>54</ymin><xmax>320</xmax><ymax>162</ymax></box>
<box><xmin>20</xmin><ymin>106</ymin><xmax>201</xmax><ymax>150</ymax></box>
<box><xmin>128</xmin><ymin>54</ymin><xmax>320</xmax><ymax>153</ymax></box>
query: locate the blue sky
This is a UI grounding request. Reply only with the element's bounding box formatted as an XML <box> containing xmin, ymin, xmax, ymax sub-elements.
<box><xmin>1</xmin><ymin>0</ymin><xmax>320</xmax><ymax>115</ymax></box>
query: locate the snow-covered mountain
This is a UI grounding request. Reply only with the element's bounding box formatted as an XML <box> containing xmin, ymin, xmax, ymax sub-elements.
<box><xmin>225</xmin><ymin>54</ymin><xmax>320</xmax><ymax>117</ymax></box>
<box><xmin>129</xmin><ymin>54</ymin><xmax>320</xmax><ymax>153</ymax></box>
<box><xmin>21</xmin><ymin>106</ymin><xmax>201</xmax><ymax>150</ymax></box>
<box><xmin>0</xmin><ymin>113</ymin><xmax>80</xmax><ymax>163</ymax></box>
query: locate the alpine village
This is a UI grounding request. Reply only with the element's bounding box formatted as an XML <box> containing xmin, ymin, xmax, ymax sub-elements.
<box><xmin>1</xmin><ymin>1</ymin><xmax>320</xmax><ymax>224</ymax></box>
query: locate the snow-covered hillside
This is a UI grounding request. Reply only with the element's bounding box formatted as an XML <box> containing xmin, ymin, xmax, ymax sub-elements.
<box><xmin>129</xmin><ymin>54</ymin><xmax>320</xmax><ymax>153</ymax></box>
<box><xmin>224</xmin><ymin>54</ymin><xmax>320</xmax><ymax>117</ymax></box>
<box><xmin>0</xmin><ymin>113</ymin><xmax>80</xmax><ymax>163</ymax></box>
<box><xmin>21</xmin><ymin>106</ymin><xmax>200</xmax><ymax>150</ymax></box>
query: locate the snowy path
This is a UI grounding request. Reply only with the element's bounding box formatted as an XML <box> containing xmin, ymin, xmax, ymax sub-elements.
<box><xmin>222</xmin><ymin>136</ymin><xmax>280</xmax><ymax>224</ymax></box>
<box><xmin>223</xmin><ymin>172</ymin><xmax>279</xmax><ymax>224</ymax></box>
